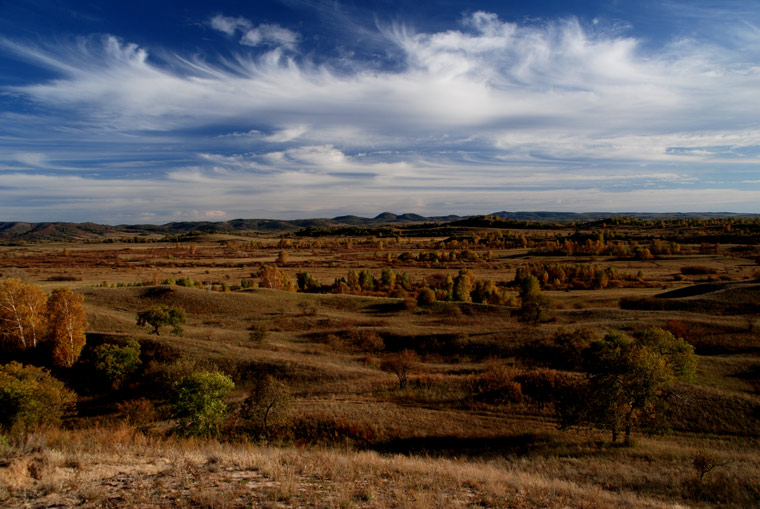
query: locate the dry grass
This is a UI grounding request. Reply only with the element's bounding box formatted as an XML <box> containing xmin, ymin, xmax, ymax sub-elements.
<box><xmin>3</xmin><ymin>231</ymin><xmax>760</xmax><ymax>507</ymax></box>
<box><xmin>2</xmin><ymin>426</ymin><xmax>738</xmax><ymax>508</ymax></box>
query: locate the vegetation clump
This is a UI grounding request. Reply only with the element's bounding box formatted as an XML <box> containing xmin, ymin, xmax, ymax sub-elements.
<box><xmin>93</xmin><ymin>340</ymin><xmax>142</xmax><ymax>389</ymax></box>
<box><xmin>0</xmin><ymin>362</ymin><xmax>76</xmax><ymax>434</ymax></box>
<box><xmin>136</xmin><ymin>305</ymin><xmax>187</xmax><ymax>336</ymax></box>
<box><xmin>171</xmin><ymin>371</ymin><xmax>234</xmax><ymax>438</ymax></box>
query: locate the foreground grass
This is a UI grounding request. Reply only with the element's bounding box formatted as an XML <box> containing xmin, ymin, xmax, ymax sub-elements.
<box><xmin>3</xmin><ymin>425</ymin><xmax>735</xmax><ymax>509</ymax></box>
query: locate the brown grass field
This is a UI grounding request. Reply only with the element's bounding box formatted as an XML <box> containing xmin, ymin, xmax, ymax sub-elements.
<box><xmin>1</xmin><ymin>219</ymin><xmax>760</xmax><ymax>507</ymax></box>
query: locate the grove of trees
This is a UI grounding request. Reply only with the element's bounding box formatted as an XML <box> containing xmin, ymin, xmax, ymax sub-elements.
<box><xmin>0</xmin><ymin>279</ymin><xmax>88</xmax><ymax>367</ymax></box>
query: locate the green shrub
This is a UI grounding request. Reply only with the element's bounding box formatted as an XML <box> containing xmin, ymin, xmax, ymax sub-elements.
<box><xmin>171</xmin><ymin>371</ymin><xmax>234</xmax><ymax>437</ymax></box>
<box><xmin>136</xmin><ymin>305</ymin><xmax>187</xmax><ymax>336</ymax></box>
<box><xmin>93</xmin><ymin>340</ymin><xmax>142</xmax><ymax>389</ymax></box>
<box><xmin>0</xmin><ymin>362</ymin><xmax>76</xmax><ymax>434</ymax></box>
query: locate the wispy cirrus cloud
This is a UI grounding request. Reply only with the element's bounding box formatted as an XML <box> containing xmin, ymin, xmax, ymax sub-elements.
<box><xmin>0</xmin><ymin>9</ymin><xmax>759</xmax><ymax>221</ymax></box>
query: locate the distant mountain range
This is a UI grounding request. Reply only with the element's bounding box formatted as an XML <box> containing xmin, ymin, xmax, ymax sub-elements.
<box><xmin>1</xmin><ymin>211</ymin><xmax>758</xmax><ymax>242</ymax></box>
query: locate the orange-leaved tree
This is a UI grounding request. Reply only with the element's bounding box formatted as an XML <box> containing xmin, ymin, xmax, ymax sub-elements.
<box><xmin>0</xmin><ymin>278</ymin><xmax>47</xmax><ymax>350</ymax></box>
<box><xmin>46</xmin><ymin>288</ymin><xmax>88</xmax><ymax>368</ymax></box>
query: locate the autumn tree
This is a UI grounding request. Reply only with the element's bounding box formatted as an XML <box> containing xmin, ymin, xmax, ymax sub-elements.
<box><xmin>259</xmin><ymin>265</ymin><xmax>284</xmax><ymax>289</ymax></box>
<box><xmin>381</xmin><ymin>268</ymin><xmax>396</xmax><ymax>292</ymax></box>
<box><xmin>240</xmin><ymin>375</ymin><xmax>291</xmax><ymax>441</ymax></box>
<box><xmin>359</xmin><ymin>269</ymin><xmax>375</xmax><ymax>291</ymax></box>
<box><xmin>46</xmin><ymin>288</ymin><xmax>88</xmax><ymax>368</ymax></box>
<box><xmin>381</xmin><ymin>349</ymin><xmax>420</xmax><ymax>389</ymax></box>
<box><xmin>452</xmin><ymin>269</ymin><xmax>474</xmax><ymax>302</ymax></box>
<box><xmin>259</xmin><ymin>265</ymin><xmax>295</xmax><ymax>291</ymax></box>
<box><xmin>583</xmin><ymin>329</ymin><xmax>696</xmax><ymax>444</ymax></box>
<box><xmin>0</xmin><ymin>278</ymin><xmax>47</xmax><ymax>350</ymax></box>
<box><xmin>517</xmin><ymin>274</ymin><xmax>550</xmax><ymax>325</ymax></box>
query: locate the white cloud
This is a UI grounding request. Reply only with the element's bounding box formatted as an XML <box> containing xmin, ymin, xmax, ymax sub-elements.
<box><xmin>241</xmin><ymin>24</ymin><xmax>300</xmax><ymax>49</ymax></box>
<box><xmin>1</xmin><ymin>11</ymin><xmax>760</xmax><ymax>220</ymax></box>
<box><xmin>263</xmin><ymin>125</ymin><xmax>309</xmax><ymax>143</ymax></box>
<box><xmin>209</xmin><ymin>14</ymin><xmax>252</xmax><ymax>36</ymax></box>
<box><xmin>13</xmin><ymin>152</ymin><xmax>48</xmax><ymax>167</ymax></box>
<box><xmin>209</xmin><ymin>14</ymin><xmax>299</xmax><ymax>50</ymax></box>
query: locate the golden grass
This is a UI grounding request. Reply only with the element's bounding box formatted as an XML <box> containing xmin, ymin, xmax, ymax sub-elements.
<box><xmin>3</xmin><ymin>426</ymin><xmax>735</xmax><ymax>508</ymax></box>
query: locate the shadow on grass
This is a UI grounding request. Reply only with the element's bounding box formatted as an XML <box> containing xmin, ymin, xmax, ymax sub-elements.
<box><xmin>371</xmin><ymin>433</ymin><xmax>559</xmax><ymax>458</ymax></box>
<box><xmin>365</xmin><ymin>301</ymin><xmax>408</xmax><ymax>314</ymax></box>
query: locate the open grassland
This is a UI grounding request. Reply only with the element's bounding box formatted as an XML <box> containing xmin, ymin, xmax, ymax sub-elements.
<box><xmin>3</xmin><ymin>426</ymin><xmax>759</xmax><ymax>509</ymax></box>
<box><xmin>1</xmin><ymin>217</ymin><xmax>760</xmax><ymax>507</ymax></box>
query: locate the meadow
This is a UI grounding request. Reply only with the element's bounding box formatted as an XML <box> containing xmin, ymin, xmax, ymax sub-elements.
<box><xmin>1</xmin><ymin>216</ymin><xmax>759</xmax><ymax>507</ymax></box>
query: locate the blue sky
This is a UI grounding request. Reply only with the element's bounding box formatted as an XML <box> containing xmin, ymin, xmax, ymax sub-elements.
<box><xmin>1</xmin><ymin>0</ymin><xmax>759</xmax><ymax>224</ymax></box>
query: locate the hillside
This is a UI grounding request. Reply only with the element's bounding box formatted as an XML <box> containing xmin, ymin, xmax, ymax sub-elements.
<box><xmin>4</xmin><ymin>211</ymin><xmax>759</xmax><ymax>242</ymax></box>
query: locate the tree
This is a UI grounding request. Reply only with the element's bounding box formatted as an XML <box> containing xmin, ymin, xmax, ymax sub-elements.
<box><xmin>0</xmin><ymin>362</ymin><xmax>76</xmax><ymax>433</ymax></box>
<box><xmin>583</xmin><ymin>330</ymin><xmax>697</xmax><ymax>444</ymax></box>
<box><xmin>296</xmin><ymin>271</ymin><xmax>321</xmax><ymax>291</ymax></box>
<box><xmin>381</xmin><ymin>350</ymin><xmax>419</xmax><ymax>389</ymax></box>
<box><xmin>381</xmin><ymin>268</ymin><xmax>396</xmax><ymax>292</ymax></box>
<box><xmin>240</xmin><ymin>375</ymin><xmax>291</xmax><ymax>441</ymax></box>
<box><xmin>635</xmin><ymin>327</ymin><xmax>696</xmax><ymax>381</ymax></box>
<box><xmin>136</xmin><ymin>305</ymin><xmax>186</xmax><ymax>336</ymax></box>
<box><xmin>171</xmin><ymin>371</ymin><xmax>234</xmax><ymax>437</ymax></box>
<box><xmin>46</xmin><ymin>288</ymin><xmax>88</xmax><ymax>368</ymax></box>
<box><xmin>452</xmin><ymin>269</ymin><xmax>474</xmax><ymax>302</ymax></box>
<box><xmin>0</xmin><ymin>278</ymin><xmax>47</xmax><ymax>350</ymax></box>
<box><xmin>517</xmin><ymin>274</ymin><xmax>550</xmax><ymax>325</ymax></box>
<box><xmin>259</xmin><ymin>265</ymin><xmax>283</xmax><ymax>289</ymax></box>
<box><xmin>346</xmin><ymin>270</ymin><xmax>360</xmax><ymax>290</ymax></box>
<box><xmin>359</xmin><ymin>269</ymin><xmax>375</xmax><ymax>291</ymax></box>
<box><xmin>93</xmin><ymin>340</ymin><xmax>142</xmax><ymax>389</ymax></box>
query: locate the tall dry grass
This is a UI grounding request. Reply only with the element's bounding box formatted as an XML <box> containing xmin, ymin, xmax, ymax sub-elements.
<box><xmin>3</xmin><ymin>425</ymin><xmax>735</xmax><ymax>508</ymax></box>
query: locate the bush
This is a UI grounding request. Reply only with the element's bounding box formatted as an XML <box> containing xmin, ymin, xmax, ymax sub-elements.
<box><xmin>619</xmin><ymin>296</ymin><xmax>667</xmax><ymax>310</ymax></box>
<box><xmin>516</xmin><ymin>368</ymin><xmax>568</xmax><ymax>410</ymax></box>
<box><xmin>116</xmin><ymin>398</ymin><xmax>157</xmax><ymax>430</ymax></box>
<box><xmin>136</xmin><ymin>305</ymin><xmax>187</xmax><ymax>336</ymax></box>
<box><xmin>416</xmin><ymin>287</ymin><xmax>436</xmax><ymax>306</ymax></box>
<box><xmin>248</xmin><ymin>323</ymin><xmax>268</xmax><ymax>344</ymax></box>
<box><xmin>471</xmin><ymin>359</ymin><xmax>523</xmax><ymax>404</ymax></box>
<box><xmin>93</xmin><ymin>340</ymin><xmax>142</xmax><ymax>389</ymax></box>
<box><xmin>520</xmin><ymin>328</ymin><xmax>595</xmax><ymax>371</ymax></box>
<box><xmin>681</xmin><ymin>265</ymin><xmax>718</xmax><ymax>275</ymax></box>
<box><xmin>290</xmin><ymin>413</ymin><xmax>377</xmax><ymax>446</ymax></box>
<box><xmin>170</xmin><ymin>371</ymin><xmax>234</xmax><ymax>437</ymax></box>
<box><xmin>0</xmin><ymin>362</ymin><xmax>76</xmax><ymax>434</ymax></box>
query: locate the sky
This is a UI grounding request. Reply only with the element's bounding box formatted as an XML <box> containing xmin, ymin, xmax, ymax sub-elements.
<box><xmin>1</xmin><ymin>0</ymin><xmax>759</xmax><ymax>224</ymax></box>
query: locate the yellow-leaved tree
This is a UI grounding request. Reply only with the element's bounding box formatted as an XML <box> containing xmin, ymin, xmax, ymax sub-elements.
<box><xmin>46</xmin><ymin>288</ymin><xmax>88</xmax><ymax>368</ymax></box>
<box><xmin>0</xmin><ymin>278</ymin><xmax>47</xmax><ymax>350</ymax></box>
